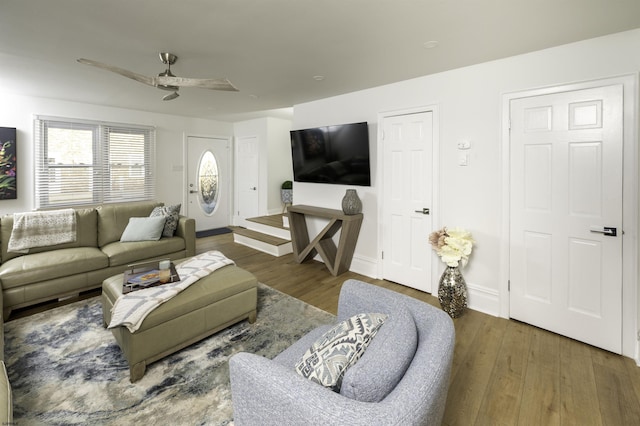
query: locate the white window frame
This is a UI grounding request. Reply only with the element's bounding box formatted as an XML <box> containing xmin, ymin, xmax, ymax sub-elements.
<box><xmin>34</xmin><ymin>116</ymin><xmax>156</xmax><ymax>209</ymax></box>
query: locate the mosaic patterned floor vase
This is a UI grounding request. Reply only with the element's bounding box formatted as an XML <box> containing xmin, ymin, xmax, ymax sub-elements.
<box><xmin>4</xmin><ymin>283</ymin><xmax>334</xmax><ymax>425</ymax></box>
<box><xmin>437</xmin><ymin>266</ymin><xmax>468</xmax><ymax>318</ymax></box>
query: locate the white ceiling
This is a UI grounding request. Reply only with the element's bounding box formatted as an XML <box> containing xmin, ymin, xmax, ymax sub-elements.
<box><xmin>2</xmin><ymin>0</ymin><xmax>639</xmax><ymax>122</ymax></box>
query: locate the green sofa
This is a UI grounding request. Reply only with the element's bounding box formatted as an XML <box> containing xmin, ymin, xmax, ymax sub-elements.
<box><xmin>0</xmin><ymin>201</ymin><xmax>196</xmax><ymax>320</ymax></box>
<box><xmin>0</xmin><ymin>200</ymin><xmax>196</xmax><ymax>420</ymax></box>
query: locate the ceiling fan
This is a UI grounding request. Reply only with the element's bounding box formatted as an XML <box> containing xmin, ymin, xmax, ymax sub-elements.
<box><xmin>77</xmin><ymin>52</ymin><xmax>238</xmax><ymax>101</ymax></box>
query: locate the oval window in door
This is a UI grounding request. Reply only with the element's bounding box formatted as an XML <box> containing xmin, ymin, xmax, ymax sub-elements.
<box><xmin>197</xmin><ymin>150</ymin><xmax>219</xmax><ymax>215</ymax></box>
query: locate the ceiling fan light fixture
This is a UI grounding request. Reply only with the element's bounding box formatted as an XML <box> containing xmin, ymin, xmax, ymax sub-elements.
<box><xmin>162</xmin><ymin>91</ymin><xmax>179</xmax><ymax>101</ymax></box>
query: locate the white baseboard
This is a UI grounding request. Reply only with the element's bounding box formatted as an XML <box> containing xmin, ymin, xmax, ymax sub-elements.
<box><xmin>349</xmin><ymin>254</ymin><xmax>378</xmax><ymax>278</ymax></box>
<box><xmin>466</xmin><ymin>282</ymin><xmax>500</xmax><ymax>317</ymax></box>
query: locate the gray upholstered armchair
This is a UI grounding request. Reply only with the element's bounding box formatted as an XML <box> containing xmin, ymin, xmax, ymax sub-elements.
<box><xmin>229</xmin><ymin>279</ymin><xmax>455</xmax><ymax>425</ymax></box>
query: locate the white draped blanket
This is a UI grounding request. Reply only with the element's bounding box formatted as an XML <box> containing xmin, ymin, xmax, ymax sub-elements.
<box><xmin>8</xmin><ymin>208</ymin><xmax>76</xmax><ymax>253</ymax></box>
<box><xmin>108</xmin><ymin>250</ymin><xmax>235</xmax><ymax>332</ymax></box>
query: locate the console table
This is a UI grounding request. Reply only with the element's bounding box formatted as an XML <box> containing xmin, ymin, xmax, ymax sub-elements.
<box><xmin>287</xmin><ymin>205</ymin><xmax>363</xmax><ymax>276</ymax></box>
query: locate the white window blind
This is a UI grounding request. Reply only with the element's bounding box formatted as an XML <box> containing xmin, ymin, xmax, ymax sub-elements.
<box><xmin>34</xmin><ymin>116</ymin><xmax>155</xmax><ymax>209</ymax></box>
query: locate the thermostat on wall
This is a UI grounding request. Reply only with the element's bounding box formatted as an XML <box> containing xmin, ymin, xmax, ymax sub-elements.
<box><xmin>457</xmin><ymin>140</ymin><xmax>471</xmax><ymax>150</ymax></box>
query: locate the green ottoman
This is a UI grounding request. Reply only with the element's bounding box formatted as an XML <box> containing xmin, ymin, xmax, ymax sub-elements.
<box><xmin>102</xmin><ymin>262</ymin><xmax>258</xmax><ymax>382</ymax></box>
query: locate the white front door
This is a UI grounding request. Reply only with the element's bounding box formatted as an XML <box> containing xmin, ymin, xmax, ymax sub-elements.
<box><xmin>186</xmin><ymin>136</ymin><xmax>230</xmax><ymax>232</ymax></box>
<box><xmin>509</xmin><ymin>84</ymin><xmax>623</xmax><ymax>353</ymax></box>
<box><xmin>235</xmin><ymin>136</ymin><xmax>260</xmax><ymax>227</ymax></box>
<box><xmin>381</xmin><ymin>111</ymin><xmax>434</xmax><ymax>292</ymax></box>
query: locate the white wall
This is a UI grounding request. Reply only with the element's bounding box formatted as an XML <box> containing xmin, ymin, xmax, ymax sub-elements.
<box><xmin>266</xmin><ymin>117</ymin><xmax>294</xmax><ymax>213</ymax></box>
<box><xmin>0</xmin><ymin>93</ymin><xmax>233</xmax><ymax>216</ymax></box>
<box><xmin>292</xmin><ymin>29</ymin><xmax>640</xmax><ymax>321</ymax></box>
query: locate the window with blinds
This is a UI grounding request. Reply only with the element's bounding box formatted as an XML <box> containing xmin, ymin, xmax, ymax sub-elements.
<box><xmin>34</xmin><ymin>116</ymin><xmax>156</xmax><ymax>209</ymax></box>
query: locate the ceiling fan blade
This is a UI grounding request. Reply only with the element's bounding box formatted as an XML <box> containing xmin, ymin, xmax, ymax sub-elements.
<box><xmin>156</xmin><ymin>76</ymin><xmax>239</xmax><ymax>92</ymax></box>
<box><xmin>78</xmin><ymin>56</ymin><xmax>239</xmax><ymax>95</ymax></box>
<box><xmin>77</xmin><ymin>58</ymin><xmax>155</xmax><ymax>87</ymax></box>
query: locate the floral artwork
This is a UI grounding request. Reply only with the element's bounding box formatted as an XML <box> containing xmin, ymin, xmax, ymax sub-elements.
<box><xmin>0</xmin><ymin>127</ymin><xmax>16</xmax><ymax>200</ymax></box>
<box><xmin>429</xmin><ymin>227</ymin><xmax>474</xmax><ymax>268</ymax></box>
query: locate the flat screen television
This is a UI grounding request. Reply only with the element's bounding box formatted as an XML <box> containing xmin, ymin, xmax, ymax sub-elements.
<box><xmin>290</xmin><ymin>121</ymin><xmax>371</xmax><ymax>186</ymax></box>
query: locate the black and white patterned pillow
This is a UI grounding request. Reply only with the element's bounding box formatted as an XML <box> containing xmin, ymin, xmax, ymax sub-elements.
<box><xmin>295</xmin><ymin>312</ymin><xmax>387</xmax><ymax>391</ymax></box>
<box><xmin>150</xmin><ymin>204</ymin><xmax>181</xmax><ymax>237</ymax></box>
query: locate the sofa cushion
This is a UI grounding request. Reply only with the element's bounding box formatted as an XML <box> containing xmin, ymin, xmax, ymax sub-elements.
<box><xmin>1</xmin><ymin>208</ymin><xmax>98</xmax><ymax>263</ymax></box>
<box><xmin>295</xmin><ymin>313</ymin><xmax>387</xmax><ymax>392</ymax></box>
<box><xmin>150</xmin><ymin>204</ymin><xmax>181</xmax><ymax>237</ymax></box>
<box><xmin>0</xmin><ymin>247</ymin><xmax>108</xmax><ymax>289</ymax></box>
<box><xmin>120</xmin><ymin>216</ymin><xmax>166</xmax><ymax>242</ymax></box>
<box><xmin>339</xmin><ymin>303</ymin><xmax>418</xmax><ymax>402</ymax></box>
<box><xmin>101</xmin><ymin>237</ymin><xmax>186</xmax><ymax>267</ymax></box>
<box><xmin>97</xmin><ymin>202</ymin><xmax>162</xmax><ymax>247</ymax></box>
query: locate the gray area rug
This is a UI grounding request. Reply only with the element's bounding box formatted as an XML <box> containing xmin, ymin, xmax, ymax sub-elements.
<box><xmin>4</xmin><ymin>283</ymin><xmax>334</xmax><ymax>425</ymax></box>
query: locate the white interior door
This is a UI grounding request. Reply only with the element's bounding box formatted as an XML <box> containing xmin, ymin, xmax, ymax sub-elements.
<box><xmin>509</xmin><ymin>84</ymin><xmax>623</xmax><ymax>353</ymax></box>
<box><xmin>186</xmin><ymin>136</ymin><xmax>230</xmax><ymax>232</ymax></box>
<box><xmin>236</xmin><ymin>136</ymin><xmax>260</xmax><ymax>226</ymax></box>
<box><xmin>382</xmin><ymin>111</ymin><xmax>433</xmax><ymax>292</ymax></box>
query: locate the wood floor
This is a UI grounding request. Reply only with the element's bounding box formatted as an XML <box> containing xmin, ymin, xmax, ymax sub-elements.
<box><xmin>198</xmin><ymin>232</ymin><xmax>640</xmax><ymax>426</ymax></box>
<box><xmin>8</xmin><ymin>232</ymin><xmax>640</xmax><ymax>424</ymax></box>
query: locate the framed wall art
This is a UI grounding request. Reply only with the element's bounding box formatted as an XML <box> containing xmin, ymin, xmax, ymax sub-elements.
<box><xmin>0</xmin><ymin>127</ymin><xmax>16</xmax><ymax>200</ymax></box>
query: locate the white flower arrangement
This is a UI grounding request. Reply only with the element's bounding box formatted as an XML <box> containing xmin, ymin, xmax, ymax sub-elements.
<box><xmin>429</xmin><ymin>227</ymin><xmax>475</xmax><ymax>268</ymax></box>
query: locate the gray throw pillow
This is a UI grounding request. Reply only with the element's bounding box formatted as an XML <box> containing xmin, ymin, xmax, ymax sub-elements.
<box><xmin>120</xmin><ymin>216</ymin><xmax>166</xmax><ymax>242</ymax></box>
<box><xmin>150</xmin><ymin>204</ymin><xmax>181</xmax><ymax>237</ymax></box>
<box><xmin>294</xmin><ymin>313</ymin><xmax>387</xmax><ymax>391</ymax></box>
<box><xmin>340</xmin><ymin>304</ymin><xmax>418</xmax><ymax>402</ymax></box>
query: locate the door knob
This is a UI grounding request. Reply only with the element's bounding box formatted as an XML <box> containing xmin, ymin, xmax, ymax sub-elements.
<box><xmin>589</xmin><ymin>226</ymin><xmax>617</xmax><ymax>236</ymax></box>
<box><xmin>414</xmin><ymin>208</ymin><xmax>430</xmax><ymax>215</ymax></box>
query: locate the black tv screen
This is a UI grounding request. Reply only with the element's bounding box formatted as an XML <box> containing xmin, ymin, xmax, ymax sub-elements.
<box><xmin>290</xmin><ymin>121</ymin><xmax>371</xmax><ymax>186</ymax></box>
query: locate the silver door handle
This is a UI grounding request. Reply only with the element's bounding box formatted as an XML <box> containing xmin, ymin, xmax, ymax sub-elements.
<box><xmin>250</xmin><ymin>187</ymin><xmax>257</xmax><ymax>190</ymax></box>
<box><xmin>189</xmin><ymin>190</ymin><xmax>198</xmax><ymax>194</ymax></box>
<box><xmin>414</xmin><ymin>208</ymin><xmax>430</xmax><ymax>215</ymax></box>
<box><xmin>589</xmin><ymin>226</ymin><xmax>617</xmax><ymax>236</ymax></box>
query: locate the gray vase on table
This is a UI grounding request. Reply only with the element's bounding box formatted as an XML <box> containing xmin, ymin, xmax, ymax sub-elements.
<box><xmin>341</xmin><ymin>189</ymin><xmax>362</xmax><ymax>215</ymax></box>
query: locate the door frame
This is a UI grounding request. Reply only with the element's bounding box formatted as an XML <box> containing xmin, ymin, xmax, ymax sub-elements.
<box><xmin>499</xmin><ymin>75</ymin><xmax>639</xmax><ymax>361</ymax></box>
<box><xmin>376</xmin><ymin>104</ymin><xmax>441</xmax><ymax>291</ymax></box>
<box><xmin>182</xmin><ymin>132</ymin><xmax>233</xmax><ymax>228</ymax></box>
